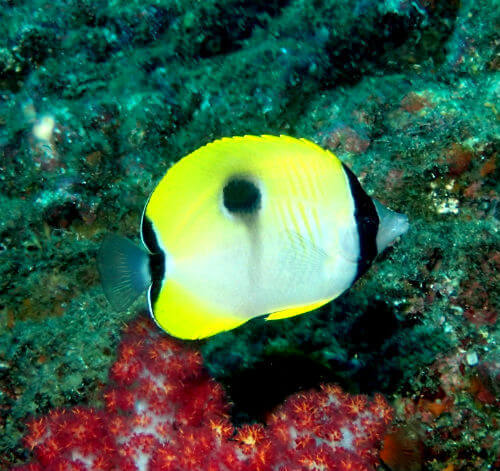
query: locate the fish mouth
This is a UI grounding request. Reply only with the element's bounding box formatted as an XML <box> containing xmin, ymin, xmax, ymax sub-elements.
<box><xmin>373</xmin><ymin>199</ymin><xmax>409</xmax><ymax>253</ymax></box>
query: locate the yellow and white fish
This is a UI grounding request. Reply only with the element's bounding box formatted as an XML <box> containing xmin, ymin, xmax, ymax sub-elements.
<box><xmin>98</xmin><ymin>135</ymin><xmax>408</xmax><ymax>339</ymax></box>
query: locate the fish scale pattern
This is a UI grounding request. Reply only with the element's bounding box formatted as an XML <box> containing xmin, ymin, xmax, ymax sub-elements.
<box><xmin>14</xmin><ymin>318</ymin><xmax>392</xmax><ymax>471</ymax></box>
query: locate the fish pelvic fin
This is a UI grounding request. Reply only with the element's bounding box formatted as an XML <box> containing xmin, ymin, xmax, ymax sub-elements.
<box><xmin>266</xmin><ymin>298</ymin><xmax>332</xmax><ymax>321</ymax></box>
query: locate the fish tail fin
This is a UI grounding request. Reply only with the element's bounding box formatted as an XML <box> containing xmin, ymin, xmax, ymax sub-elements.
<box><xmin>97</xmin><ymin>235</ymin><xmax>151</xmax><ymax>311</ymax></box>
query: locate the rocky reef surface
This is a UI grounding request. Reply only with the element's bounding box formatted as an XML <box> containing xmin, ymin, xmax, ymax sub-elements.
<box><xmin>1</xmin><ymin>0</ymin><xmax>498</xmax><ymax>469</ymax></box>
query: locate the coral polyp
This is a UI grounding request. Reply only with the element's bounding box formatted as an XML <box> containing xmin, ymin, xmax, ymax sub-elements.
<box><xmin>14</xmin><ymin>318</ymin><xmax>392</xmax><ymax>471</ymax></box>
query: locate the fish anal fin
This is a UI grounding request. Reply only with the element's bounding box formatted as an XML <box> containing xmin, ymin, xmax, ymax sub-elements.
<box><xmin>266</xmin><ymin>298</ymin><xmax>331</xmax><ymax>321</ymax></box>
<box><xmin>151</xmin><ymin>279</ymin><xmax>246</xmax><ymax>339</ymax></box>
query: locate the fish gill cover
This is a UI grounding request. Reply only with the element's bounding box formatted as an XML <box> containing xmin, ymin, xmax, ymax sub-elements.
<box><xmin>0</xmin><ymin>0</ymin><xmax>498</xmax><ymax>470</ymax></box>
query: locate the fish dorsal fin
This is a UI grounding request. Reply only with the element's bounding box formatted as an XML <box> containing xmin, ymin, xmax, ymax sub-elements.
<box><xmin>145</xmin><ymin>135</ymin><xmax>344</xmax><ymax>258</ymax></box>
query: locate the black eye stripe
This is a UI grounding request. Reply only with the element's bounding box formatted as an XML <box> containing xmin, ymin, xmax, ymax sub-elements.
<box><xmin>342</xmin><ymin>163</ymin><xmax>379</xmax><ymax>281</ymax></box>
<box><xmin>223</xmin><ymin>177</ymin><xmax>261</xmax><ymax>214</ymax></box>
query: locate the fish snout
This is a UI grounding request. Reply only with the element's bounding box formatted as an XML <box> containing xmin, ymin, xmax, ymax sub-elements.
<box><xmin>373</xmin><ymin>199</ymin><xmax>409</xmax><ymax>253</ymax></box>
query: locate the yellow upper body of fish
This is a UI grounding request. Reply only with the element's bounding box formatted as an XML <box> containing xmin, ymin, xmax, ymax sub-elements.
<box><xmin>98</xmin><ymin>135</ymin><xmax>409</xmax><ymax>339</ymax></box>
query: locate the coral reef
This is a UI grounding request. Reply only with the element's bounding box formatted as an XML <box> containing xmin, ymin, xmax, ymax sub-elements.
<box><xmin>13</xmin><ymin>318</ymin><xmax>392</xmax><ymax>471</ymax></box>
<box><xmin>0</xmin><ymin>0</ymin><xmax>498</xmax><ymax>469</ymax></box>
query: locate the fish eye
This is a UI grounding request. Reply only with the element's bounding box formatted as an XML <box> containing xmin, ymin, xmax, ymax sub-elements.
<box><xmin>223</xmin><ymin>177</ymin><xmax>261</xmax><ymax>214</ymax></box>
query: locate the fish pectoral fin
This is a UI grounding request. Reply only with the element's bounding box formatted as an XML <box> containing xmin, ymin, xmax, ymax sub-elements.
<box><xmin>266</xmin><ymin>298</ymin><xmax>331</xmax><ymax>321</ymax></box>
<box><xmin>264</xmin><ymin>231</ymin><xmax>332</xmax><ymax>321</ymax></box>
<box><xmin>276</xmin><ymin>230</ymin><xmax>330</xmax><ymax>282</ymax></box>
<box><xmin>284</xmin><ymin>230</ymin><xmax>329</xmax><ymax>262</ymax></box>
<box><xmin>150</xmin><ymin>279</ymin><xmax>247</xmax><ymax>339</ymax></box>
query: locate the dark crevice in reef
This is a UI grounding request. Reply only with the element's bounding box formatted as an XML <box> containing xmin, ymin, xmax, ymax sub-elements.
<box><xmin>322</xmin><ymin>1</ymin><xmax>460</xmax><ymax>87</ymax></box>
<box><xmin>215</xmin><ymin>299</ymin><xmax>451</xmax><ymax>425</ymax></box>
<box><xmin>225</xmin><ymin>353</ymin><xmax>335</xmax><ymax>426</ymax></box>
<box><xmin>277</xmin><ymin>1</ymin><xmax>460</xmax><ymax>133</ymax></box>
<box><xmin>196</xmin><ymin>0</ymin><xmax>291</xmax><ymax>59</ymax></box>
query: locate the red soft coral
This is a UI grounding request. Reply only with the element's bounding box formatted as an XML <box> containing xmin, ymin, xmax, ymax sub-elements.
<box><xmin>14</xmin><ymin>318</ymin><xmax>393</xmax><ymax>471</ymax></box>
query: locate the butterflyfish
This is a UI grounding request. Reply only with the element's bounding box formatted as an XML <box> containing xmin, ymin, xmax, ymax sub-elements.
<box><xmin>98</xmin><ymin>135</ymin><xmax>409</xmax><ymax>339</ymax></box>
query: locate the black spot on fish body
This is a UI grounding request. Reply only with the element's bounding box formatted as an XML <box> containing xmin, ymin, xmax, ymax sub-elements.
<box><xmin>223</xmin><ymin>177</ymin><xmax>261</xmax><ymax>214</ymax></box>
<box><xmin>221</xmin><ymin>176</ymin><xmax>263</xmax><ymax>294</ymax></box>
